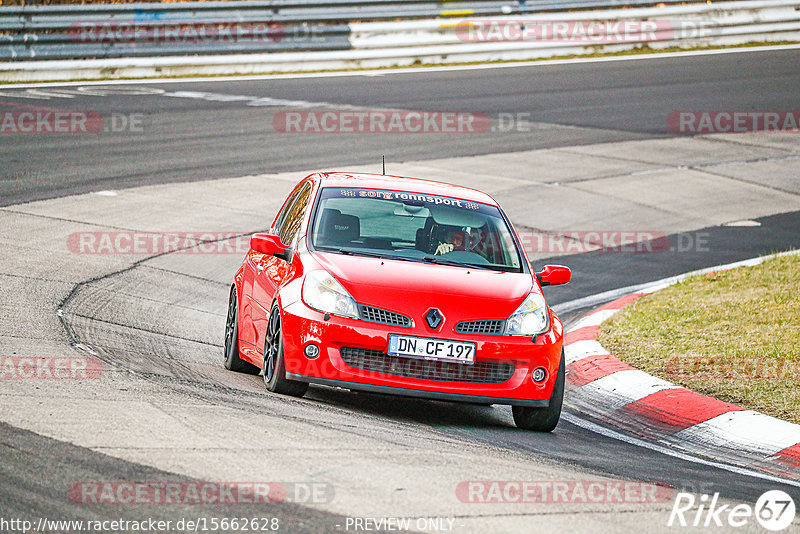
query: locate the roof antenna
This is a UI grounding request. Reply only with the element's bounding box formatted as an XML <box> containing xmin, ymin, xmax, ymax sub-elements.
<box><xmin>382</xmin><ymin>155</ymin><xmax>386</xmax><ymax>175</ymax></box>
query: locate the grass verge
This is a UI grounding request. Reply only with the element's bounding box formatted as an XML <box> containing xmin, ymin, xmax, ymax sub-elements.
<box><xmin>599</xmin><ymin>252</ymin><xmax>800</xmax><ymax>424</ymax></box>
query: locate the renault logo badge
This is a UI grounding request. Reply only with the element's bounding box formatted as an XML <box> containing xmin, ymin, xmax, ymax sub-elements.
<box><xmin>425</xmin><ymin>308</ymin><xmax>443</xmax><ymax>329</ymax></box>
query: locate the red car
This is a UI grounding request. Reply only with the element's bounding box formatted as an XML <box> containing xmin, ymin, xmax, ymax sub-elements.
<box><xmin>224</xmin><ymin>172</ymin><xmax>571</xmax><ymax>431</ymax></box>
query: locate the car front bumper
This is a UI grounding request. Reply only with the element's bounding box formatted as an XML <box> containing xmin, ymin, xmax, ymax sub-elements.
<box><xmin>280</xmin><ymin>300</ymin><xmax>564</xmax><ymax>406</ymax></box>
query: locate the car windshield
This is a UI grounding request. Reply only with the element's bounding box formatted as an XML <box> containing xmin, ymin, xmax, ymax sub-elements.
<box><xmin>310</xmin><ymin>187</ymin><xmax>523</xmax><ymax>272</ymax></box>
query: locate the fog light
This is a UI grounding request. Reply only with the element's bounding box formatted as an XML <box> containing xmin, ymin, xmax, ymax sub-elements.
<box><xmin>531</xmin><ymin>367</ymin><xmax>547</xmax><ymax>383</ymax></box>
<box><xmin>304</xmin><ymin>344</ymin><xmax>320</xmax><ymax>359</ymax></box>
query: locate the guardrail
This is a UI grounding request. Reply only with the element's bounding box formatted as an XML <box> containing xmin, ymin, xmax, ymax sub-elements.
<box><xmin>0</xmin><ymin>0</ymin><xmax>751</xmax><ymax>60</ymax></box>
<box><xmin>351</xmin><ymin>1</ymin><xmax>800</xmax><ymax>54</ymax></box>
<box><xmin>0</xmin><ymin>0</ymin><xmax>798</xmax><ymax>81</ymax></box>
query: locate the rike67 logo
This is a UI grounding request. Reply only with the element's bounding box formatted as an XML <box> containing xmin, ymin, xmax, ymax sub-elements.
<box><xmin>669</xmin><ymin>490</ymin><xmax>796</xmax><ymax>531</ymax></box>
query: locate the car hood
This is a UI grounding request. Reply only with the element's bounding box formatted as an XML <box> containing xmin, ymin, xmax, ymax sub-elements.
<box><xmin>311</xmin><ymin>252</ymin><xmax>536</xmax><ymax>320</ymax></box>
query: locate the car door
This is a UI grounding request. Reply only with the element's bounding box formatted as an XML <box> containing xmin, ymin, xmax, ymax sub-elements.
<box><xmin>250</xmin><ymin>181</ymin><xmax>313</xmax><ymax>353</ymax></box>
<box><xmin>240</xmin><ymin>182</ymin><xmax>311</xmax><ymax>352</ymax></box>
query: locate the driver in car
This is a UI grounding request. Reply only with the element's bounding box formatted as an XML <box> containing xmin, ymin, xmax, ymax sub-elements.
<box><xmin>435</xmin><ymin>230</ymin><xmax>466</xmax><ymax>255</ymax></box>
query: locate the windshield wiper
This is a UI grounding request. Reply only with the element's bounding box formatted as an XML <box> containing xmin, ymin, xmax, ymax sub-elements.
<box><xmin>464</xmin><ymin>262</ymin><xmax>519</xmax><ymax>272</ymax></box>
<box><xmin>317</xmin><ymin>247</ymin><xmax>386</xmax><ymax>258</ymax></box>
<box><xmin>422</xmin><ymin>256</ymin><xmax>477</xmax><ymax>269</ymax></box>
<box><xmin>319</xmin><ymin>248</ymin><xmax>516</xmax><ymax>271</ymax></box>
<box><xmin>318</xmin><ymin>248</ymin><xmax>428</xmax><ymax>263</ymax></box>
<box><xmin>423</xmin><ymin>257</ymin><xmax>518</xmax><ymax>272</ymax></box>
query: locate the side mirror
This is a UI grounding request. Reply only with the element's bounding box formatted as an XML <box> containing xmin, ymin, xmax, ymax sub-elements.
<box><xmin>536</xmin><ymin>264</ymin><xmax>571</xmax><ymax>287</ymax></box>
<box><xmin>250</xmin><ymin>233</ymin><xmax>288</xmax><ymax>261</ymax></box>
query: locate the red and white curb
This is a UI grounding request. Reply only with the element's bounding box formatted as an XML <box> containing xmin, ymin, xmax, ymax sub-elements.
<box><xmin>561</xmin><ymin>251</ymin><xmax>800</xmax><ymax>482</ymax></box>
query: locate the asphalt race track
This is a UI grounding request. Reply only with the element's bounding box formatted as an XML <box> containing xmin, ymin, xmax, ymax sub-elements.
<box><xmin>2</xmin><ymin>48</ymin><xmax>799</xmax><ymax>206</ymax></box>
<box><xmin>1</xmin><ymin>48</ymin><xmax>799</xmax><ymax>533</ymax></box>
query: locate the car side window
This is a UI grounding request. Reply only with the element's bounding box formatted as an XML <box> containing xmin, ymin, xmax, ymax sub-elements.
<box><xmin>278</xmin><ymin>183</ymin><xmax>312</xmax><ymax>246</ymax></box>
<box><xmin>272</xmin><ymin>182</ymin><xmax>311</xmax><ymax>244</ymax></box>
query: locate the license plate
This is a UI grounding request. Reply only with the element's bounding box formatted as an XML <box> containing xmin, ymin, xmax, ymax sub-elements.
<box><xmin>387</xmin><ymin>334</ymin><xmax>475</xmax><ymax>364</ymax></box>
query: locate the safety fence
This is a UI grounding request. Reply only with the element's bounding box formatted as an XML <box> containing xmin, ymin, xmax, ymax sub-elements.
<box><xmin>0</xmin><ymin>0</ymin><xmax>797</xmax><ymax>80</ymax></box>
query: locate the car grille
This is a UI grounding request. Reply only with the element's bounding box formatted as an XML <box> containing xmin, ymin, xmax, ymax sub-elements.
<box><xmin>454</xmin><ymin>319</ymin><xmax>505</xmax><ymax>335</ymax></box>
<box><xmin>359</xmin><ymin>305</ymin><xmax>412</xmax><ymax>327</ymax></box>
<box><xmin>340</xmin><ymin>347</ymin><xmax>514</xmax><ymax>384</ymax></box>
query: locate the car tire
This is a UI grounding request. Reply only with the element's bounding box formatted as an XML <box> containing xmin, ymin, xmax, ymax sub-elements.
<box><xmin>512</xmin><ymin>351</ymin><xmax>565</xmax><ymax>432</ymax></box>
<box><xmin>224</xmin><ymin>286</ymin><xmax>260</xmax><ymax>374</ymax></box>
<box><xmin>263</xmin><ymin>304</ymin><xmax>309</xmax><ymax>398</ymax></box>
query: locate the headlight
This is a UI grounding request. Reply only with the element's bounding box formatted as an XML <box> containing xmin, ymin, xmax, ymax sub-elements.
<box><xmin>302</xmin><ymin>270</ymin><xmax>358</xmax><ymax>319</ymax></box>
<box><xmin>504</xmin><ymin>293</ymin><xmax>549</xmax><ymax>336</ymax></box>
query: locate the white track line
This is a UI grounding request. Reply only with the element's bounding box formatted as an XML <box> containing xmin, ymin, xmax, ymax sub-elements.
<box><xmin>2</xmin><ymin>44</ymin><xmax>799</xmax><ymax>89</ymax></box>
<box><xmin>562</xmin><ymin>412</ymin><xmax>800</xmax><ymax>489</ymax></box>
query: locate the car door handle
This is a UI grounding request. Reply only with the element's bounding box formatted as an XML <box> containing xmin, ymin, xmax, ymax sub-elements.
<box><xmin>256</xmin><ymin>264</ymin><xmax>265</xmax><ymax>272</ymax></box>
